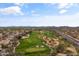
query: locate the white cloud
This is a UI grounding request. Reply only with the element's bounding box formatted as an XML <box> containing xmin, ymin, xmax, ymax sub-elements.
<box><xmin>58</xmin><ymin>3</ymin><xmax>69</xmax><ymax>9</ymax></box>
<box><xmin>58</xmin><ymin>3</ymin><xmax>73</xmax><ymax>14</ymax></box>
<box><xmin>59</xmin><ymin>9</ymin><xmax>67</xmax><ymax>14</ymax></box>
<box><xmin>46</xmin><ymin>3</ymin><xmax>74</xmax><ymax>14</ymax></box>
<box><xmin>14</xmin><ymin>3</ymin><xmax>24</xmax><ymax>6</ymax></box>
<box><xmin>0</xmin><ymin>6</ymin><xmax>24</xmax><ymax>15</ymax></box>
<box><xmin>58</xmin><ymin>3</ymin><xmax>73</xmax><ymax>9</ymax></box>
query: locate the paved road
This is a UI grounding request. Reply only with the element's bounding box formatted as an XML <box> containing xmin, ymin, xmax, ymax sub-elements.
<box><xmin>52</xmin><ymin>29</ymin><xmax>79</xmax><ymax>46</ymax></box>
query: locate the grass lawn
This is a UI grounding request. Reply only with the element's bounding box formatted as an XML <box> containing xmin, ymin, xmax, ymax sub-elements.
<box><xmin>25</xmin><ymin>47</ymin><xmax>48</xmax><ymax>53</ymax></box>
<box><xmin>42</xmin><ymin>31</ymin><xmax>57</xmax><ymax>38</ymax></box>
<box><xmin>15</xmin><ymin>31</ymin><xmax>50</xmax><ymax>56</ymax></box>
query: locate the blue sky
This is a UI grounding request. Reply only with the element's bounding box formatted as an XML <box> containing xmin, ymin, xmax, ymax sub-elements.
<box><xmin>0</xmin><ymin>3</ymin><xmax>79</xmax><ymax>26</ymax></box>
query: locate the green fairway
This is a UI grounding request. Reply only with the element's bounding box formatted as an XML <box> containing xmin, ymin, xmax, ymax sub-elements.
<box><xmin>25</xmin><ymin>47</ymin><xmax>48</xmax><ymax>53</ymax></box>
<box><xmin>15</xmin><ymin>31</ymin><xmax>50</xmax><ymax>56</ymax></box>
<box><xmin>42</xmin><ymin>31</ymin><xmax>57</xmax><ymax>38</ymax></box>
